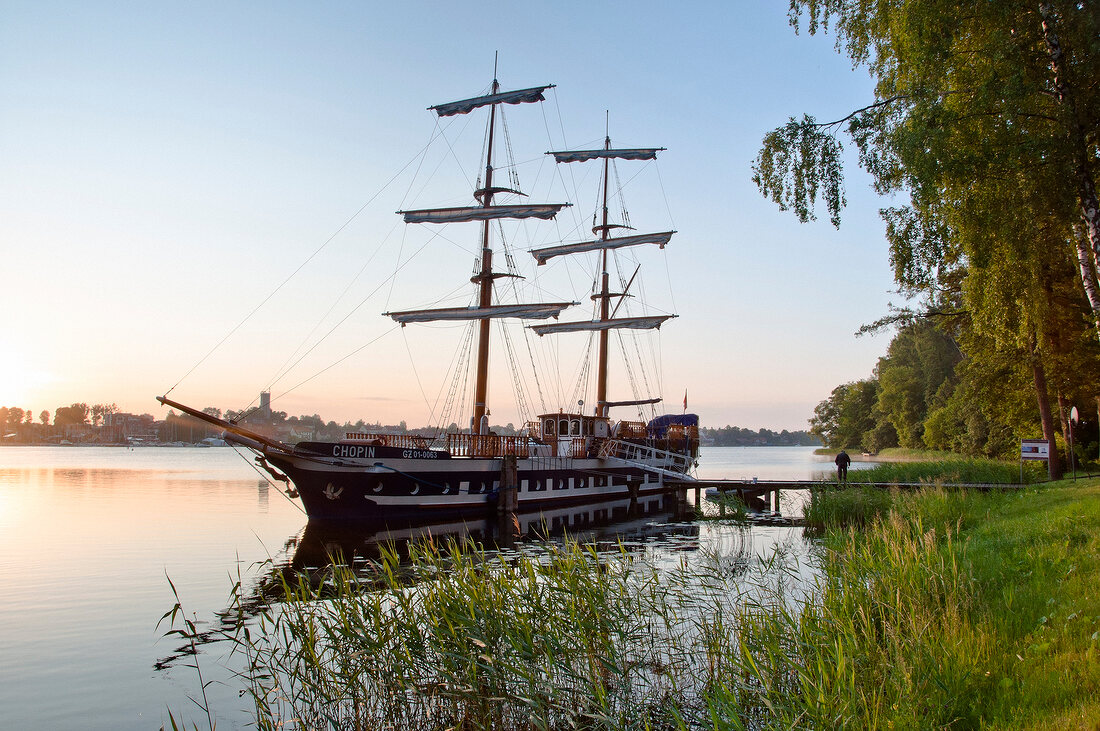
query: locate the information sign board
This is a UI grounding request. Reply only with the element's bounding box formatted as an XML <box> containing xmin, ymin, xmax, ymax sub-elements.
<box><xmin>1020</xmin><ymin>439</ymin><xmax>1050</xmax><ymax>461</ymax></box>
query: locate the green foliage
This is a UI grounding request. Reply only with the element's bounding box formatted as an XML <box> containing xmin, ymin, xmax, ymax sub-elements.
<box><xmin>752</xmin><ymin>114</ymin><xmax>846</xmax><ymax>226</ymax></box>
<box><xmin>809</xmin><ymin>378</ymin><xmax>881</xmax><ymax>450</ymax></box>
<box><xmin>804</xmin><ymin>456</ymin><xmax>1039</xmax><ymax>530</ymax></box>
<box><xmin>702</xmin><ymin>425</ymin><xmax>820</xmax><ymax>447</ymax></box>
<box><xmin>767</xmin><ymin>1</ymin><xmax>1100</xmax><ymax>466</ymax></box>
<box><xmin>844</xmin><ymin>458</ymin><xmax>1036</xmax><ymax>486</ymax></box>
<box><xmin>169</xmin><ymin>479</ymin><xmax>1100</xmax><ymax>729</ymax></box>
<box><xmin>221</xmin><ymin>539</ymin><xmax>708</xmax><ymax>729</ymax></box>
<box><xmin>875</xmin><ymin>320</ymin><xmax>961</xmax><ymax>448</ymax></box>
<box><xmin>804</xmin><ymin>485</ymin><xmax>894</xmax><ymax>530</ymax></box>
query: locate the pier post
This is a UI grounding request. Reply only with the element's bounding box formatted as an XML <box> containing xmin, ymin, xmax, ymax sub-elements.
<box><xmin>498</xmin><ymin>455</ymin><xmax>518</xmax><ymax>513</ymax></box>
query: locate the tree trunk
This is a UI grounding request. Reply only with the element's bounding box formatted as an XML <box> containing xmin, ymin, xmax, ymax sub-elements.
<box><xmin>1073</xmin><ymin>223</ymin><xmax>1100</xmax><ymax>330</ymax></box>
<box><xmin>1039</xmin><ymin>3</ymin><xmax>1100</xmax><ymax>339</ymax></box>
<box><xmin>1057</xmin><ymin>391</ymin><xmax>1070</xmax><ymax>445</ymax></box>
<box><xmin>1031</xmin><ymin>349</ymin><xmax>1063</xmax><ymax>480</ymax></box>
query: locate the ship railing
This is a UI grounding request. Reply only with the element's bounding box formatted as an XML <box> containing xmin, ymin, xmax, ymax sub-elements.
<box><xmin>614</xmin><ymin>421</ymin><xmax>648</xmax><ymax>440</ymax></box>
<box><xmin>599</xmin><ymin>439</ymin><xmax>694</xmax><ymax>475</ymax></box>
<box><xmin>447</xmin><ymin>433</ymin><xmax>547</xmax><ymax>459</ymax></box>
<box><xmin>343</xmin><ymin>432</ymin><xmax>436</xmax><ymax>450</ymax></box>
<box><xmin>554</xmin><ymin>437</ymin><xmax>587</xmax><ymax>458</ymax></box>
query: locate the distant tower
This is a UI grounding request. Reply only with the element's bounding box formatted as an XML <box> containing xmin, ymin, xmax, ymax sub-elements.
<box><xmin>260</xmin><ymin>391</ymin><xmax>271</xmax><ymax>420</ymax></box>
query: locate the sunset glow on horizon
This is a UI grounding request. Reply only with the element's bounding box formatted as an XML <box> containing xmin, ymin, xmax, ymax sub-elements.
<box><xmin>2</xmin><ymin>2</ymin><xmax>898</xmax><ymax>431</ymax></box>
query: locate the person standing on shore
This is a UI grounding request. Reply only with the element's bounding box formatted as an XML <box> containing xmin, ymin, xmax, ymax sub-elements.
<box><xmin>835</xmin><ymin>450</ymin><xmax>851</xmax><ymax>483</ymax></box>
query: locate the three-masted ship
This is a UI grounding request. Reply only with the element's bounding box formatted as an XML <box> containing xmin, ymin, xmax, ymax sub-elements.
<box><xmin>159</xmin><ymin>74</ymin><xmax>699</xmax><ymax>522</ymax></box>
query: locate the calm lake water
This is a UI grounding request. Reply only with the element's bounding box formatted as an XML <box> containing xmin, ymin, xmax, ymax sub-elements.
<box><xmin>0</xmin><ymin>445</ymin><xmax>840</xmax><ymax>730</ymax></box>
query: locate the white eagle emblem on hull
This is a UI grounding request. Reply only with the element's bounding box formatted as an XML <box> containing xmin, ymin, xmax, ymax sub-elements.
<box><xmin>323</xmin><ymin>483</ymin><xmax>344</xmax><ymax>500</ymax></box>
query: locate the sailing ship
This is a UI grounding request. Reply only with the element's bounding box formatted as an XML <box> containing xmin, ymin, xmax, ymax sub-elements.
<box><xmin>159</xmin><ymin>73</ymin><xmax>699</xmax><ymax>522</ymax></box>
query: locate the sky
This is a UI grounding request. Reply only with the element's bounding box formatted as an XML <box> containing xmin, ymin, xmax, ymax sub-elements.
<box><xmin>0</xmin><ymin>1</ymin><xmax>902</xmax><ymax>432</ymax></box>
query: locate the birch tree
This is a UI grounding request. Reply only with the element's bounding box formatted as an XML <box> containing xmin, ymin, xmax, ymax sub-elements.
<box><xmin>754</xmin><ymin>0</ymin><xmax>1100</xmax><ymax>334</ymax></box>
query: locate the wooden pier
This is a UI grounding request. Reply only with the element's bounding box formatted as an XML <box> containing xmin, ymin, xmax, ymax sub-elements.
<box><xmin>660</xmin><ymin>478</ymin><xmax>1027</xmax><ymax>523</ymax></box>
<box><xmin>666</xmin><ymin>478</ymin><xmax>1027</xmax><ymax>493</ymax></box>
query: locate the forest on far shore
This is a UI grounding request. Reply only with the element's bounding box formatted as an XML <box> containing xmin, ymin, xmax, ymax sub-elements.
<box><xmin>700</xmin><ymin>426</ymin><xmax>820</xmax><ymax>447</ymax></box>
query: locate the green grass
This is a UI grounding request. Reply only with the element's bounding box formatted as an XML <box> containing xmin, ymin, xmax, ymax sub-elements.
<box><xmin>728</xmin><ymin>479</ymin><xmax>1100</xmax><ymax>728</ymax></box>
<box><xmin>844</xmin><ymin>457</ymin><xmax>1039</xmax><ymax>485</ymax></box>
<box><xmin>805</xmin><ymin>457</ymin><xmax>1043</xmax><ymax>531</ymax></box>
<box><xmin>803</xmin><ymin>485</ymin><xmax>895</xmax><ymax>530</ymax></box>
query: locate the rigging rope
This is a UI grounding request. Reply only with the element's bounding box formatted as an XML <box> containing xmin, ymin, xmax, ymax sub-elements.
<box><xmin>402</xmin><ymin>327</ymin><xmax>432</xmax><ymax>418</ymax></box>
<box><xmin>249</xmin><ymin>325</ymin><xmax>401</xmax><ymax>420</ymax></box>
<box><xmin>229</xmin><ymin>445</ymin><xmax>306</xmax><ymax>515</ymax></box>
<box><xmin>653</xmin><ymin>160</ymin><xmax>679</xmax><ymax>316</ymax></box>
<box><xmin>164</xmin><ymin>121</ymin><xmax>460</xmax><ymax>398</ymax></box>
<box><xmin>263</xmin><ymin>219</ymin><xmax>402</xmax><ymax>396</ymax></box>
<box><xmin>232</xmin><ymin>233</ymin><xmax>443</xmax><ymax>420</ymax></box>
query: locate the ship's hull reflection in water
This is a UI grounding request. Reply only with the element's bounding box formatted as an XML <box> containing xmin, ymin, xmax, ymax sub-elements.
<box><xmin>260</xmin><ymin>493</ymin><xmax>699</xmax><ymax>598</ymax></box>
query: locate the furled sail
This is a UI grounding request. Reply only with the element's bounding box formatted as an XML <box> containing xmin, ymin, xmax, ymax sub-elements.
<box><xmin>548</xmin><ymin>148</ymin><xmax>664</xmax><ymax>164</ymax></box>
<box><xmin>531</xmin><ymin>231</ymin><xmax>675</xmax><ymax>265</ymax></box>
<box><xmin>431</xmin><ymin>85</ymin><xmax>553</xmax><ymax>117</ymax></box>
<box><xmin>400</xmin><ymin>204</ymin><xmax>568</xmax><ymax>225</ymax></box>
<box><xmin>385</xmin><ymin>302</ymin><xmax>577</xmax><ymax>325</ymax></box>
<box><xmin>529</xmin><ymin>315</ymin><xmax>676</xmax><ymax>335</ymax></box>
<box><xmin>606</xmin><ymin>397</ymin><xmax>663</xmax><ymax>407</ymax></box>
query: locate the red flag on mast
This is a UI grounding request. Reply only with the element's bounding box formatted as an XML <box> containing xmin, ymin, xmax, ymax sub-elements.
<box><xmin>683</xmin><ymin>389</ymin><xmax>687</xmax><ymax>412</ymax></box>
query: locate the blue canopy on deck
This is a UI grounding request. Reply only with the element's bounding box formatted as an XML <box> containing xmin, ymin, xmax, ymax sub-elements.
<box><xmin>646</xmin><ymin>414</ymin><xmax>699</xmax><ymax>438</ymax></box>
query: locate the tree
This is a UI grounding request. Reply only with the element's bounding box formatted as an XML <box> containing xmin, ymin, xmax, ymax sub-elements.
<box><xmin>809</xmin><ymin>379</ymin><xmax>879</xmax><ymax>449</ymax></box>
<box><xmin>54</xmin><ymin>403</ymin><xmax>90</xmax><ymax>427</ymax></box>
<box><xmin>757</xmin><ymin>1</ymin><xmax>1100</xmax><ymax>471</ymax></box>
<box><xmin>755</xmin><ymin>1</ymin><xmax>1100</xmax><ymax>333</ymax></box>
<box><xmin>6</xmin><ymin>407</ymin><xmax>25</xmax><ymax>427</ymax></box>
<box><xmin>875</xmin><ymin>321</ymin><xmax>962</xmax><ymax>448</ymax></box>
<box><xmin>39</xmin><ymin>410</ymin><xmax>49</xmax><ymax>426</ymax></box>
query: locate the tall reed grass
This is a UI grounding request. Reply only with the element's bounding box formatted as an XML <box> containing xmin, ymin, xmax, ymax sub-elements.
<box><xmin>164</xmin><ymin>479</ymin><xmax>1100</xmax><ymax>729</ymax></box>
<box><xmin>213</xmin><ymin>536</ymin><xmax>778</xmax><ymax>730</ymax></box>
<box><xmin>844</xmin><ymin>457</ymin><xmax>1038</xmax><ymax>485</ymax></box>
<box><xmin>805</xmin><ymin>457</ymin><xmax>1043</xmax><ymax>531</ymax></box>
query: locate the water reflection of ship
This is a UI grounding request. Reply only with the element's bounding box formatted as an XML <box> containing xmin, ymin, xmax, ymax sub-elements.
<box><xmin>262</xmin><ymin>493</ymin><xmax>699</xmax><ymax>597</ymax></box>
<box><xmin>156</xmin><ymin>495</ymin><xmax>724</xmax><ymax>670</ymax></box>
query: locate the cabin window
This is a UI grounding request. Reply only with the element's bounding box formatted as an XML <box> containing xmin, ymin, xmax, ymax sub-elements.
<box><xmin>558</xmin><ymin>419</ymin><xmax>568</xmax><ymax>435</ymax></box>
<box><xmin>544</xmin><ymin>419</ymin><xmax>555</xmax><ymax>435</ymax></box>
<box><xmin>570</xmin><ymin>419</ymin><xmax>580</xmax><ymax>435</ymax></box>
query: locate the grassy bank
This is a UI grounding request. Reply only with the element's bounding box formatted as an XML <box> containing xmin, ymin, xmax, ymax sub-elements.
<box><xmin>750</xmin><ymin>478</ymin><xmax>1100</xmax><ymax>728</ymax></box>
<box><xmin>167</xmin><ymin>478</ymin><xmax>1100</xmax><ymax>729</ymax></box>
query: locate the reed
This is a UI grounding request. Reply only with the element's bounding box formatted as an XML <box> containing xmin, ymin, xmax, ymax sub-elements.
<box><xmin>806</xmin><ymin>457</ymin><xmax>1042</xmax><ymax>530</ymax></box>
<box><xmin>166</xmin><ymin>479</ymin><xmax>1100</xmax><ymax>729</ymax></box>
<box><xmin>708</xmin><ymin>480</ymin><xmax>1100</xmax><ymax>728</ymax></box>
<box><xmin>803</xmin><ymin>485</ymin><xmax>894</xmax><ymax>530</ymax></box>
<box><xmin>844</xmin><ymin>457</ymin><xmax>1036</xmax><ymax>485</ymax></box>
<box><xmin>219</xmin><ymin>537</ymin><xmax>733</xmax><ymax>730</ymax></box>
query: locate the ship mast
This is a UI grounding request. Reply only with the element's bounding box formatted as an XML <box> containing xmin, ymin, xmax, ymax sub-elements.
<box><xmin>387</xmin><ymin>76</ymin><xmax>574</xmax><ymax>434</ymax></box>
<box><xmin>472</xmin><ymin>79</ymin><xmax>500</xmax><ymax>433</ymax></box>
<box><xmin>532</xmin><ymin>137</ymin><xmax>678</xmax><ymax>415</ymax></box>
<box><xmin>595</xmin><ymin>132</ymin><xmax>612</xmax><ymax>417</ymax></box>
